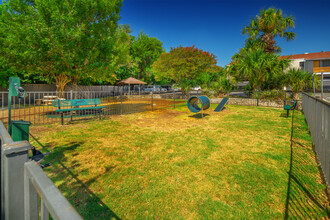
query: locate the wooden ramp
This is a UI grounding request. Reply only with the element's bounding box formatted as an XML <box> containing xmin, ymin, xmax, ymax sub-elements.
<box><xmin>214</xmin><ymin>98</ymin><xmax>229</xmax><ymax>112</ymax></box>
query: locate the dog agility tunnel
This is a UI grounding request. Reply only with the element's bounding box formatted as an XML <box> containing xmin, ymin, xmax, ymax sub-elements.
<box><xmin>187</xmin><ymin>96</ymin><xmax>210</xmax><ymax>113</ymax></box>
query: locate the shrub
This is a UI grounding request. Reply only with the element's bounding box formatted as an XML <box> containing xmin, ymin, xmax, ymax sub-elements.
<box><xmin>251</xmin><ymin>90</ymin><xmax>285</xmax><ymax>100</ymax></box>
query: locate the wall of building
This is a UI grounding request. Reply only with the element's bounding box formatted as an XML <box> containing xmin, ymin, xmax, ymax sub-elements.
<box><xmin>305</xmin><ymin>60</ymin><xmax>314</xmax><ymax>73</ymax></box>
<box><xmin>287</xmin><ymin>58</ymin><xmax>304</xmax><ymax>70</ymax></box>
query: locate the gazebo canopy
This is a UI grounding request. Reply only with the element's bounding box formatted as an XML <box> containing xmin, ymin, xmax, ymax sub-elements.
<box><xmin>117</xmin><ymin>77</ymin><xmax>147</xmax><ymax>86</ymax></box>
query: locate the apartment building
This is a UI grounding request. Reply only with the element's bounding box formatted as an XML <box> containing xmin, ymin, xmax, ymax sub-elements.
<box><xmin>281</xmin><ymin>51</ymin><xmax>330</xmax><ymax>75</ymax></box>
<box><xmin>281</xmin><ymin>51</ymin><xmax>330</xmax><ymax>89</ymax></box>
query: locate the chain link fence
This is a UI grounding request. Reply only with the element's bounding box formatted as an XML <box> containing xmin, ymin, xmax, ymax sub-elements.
<box><xmin>302</xmin><ymin>92</ymin><xmax>330</xmax><ymax>189</ymax></box>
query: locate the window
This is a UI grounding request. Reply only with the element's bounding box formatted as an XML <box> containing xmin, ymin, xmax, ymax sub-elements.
<box><xmin>321</xmin><ymin>59</ymin><xmax>330</xmax><ymax>67</ymax></box>
<box><xmin>299</xmin><ymin>61</ymin><xmax>305</xmax><ymax>70</ymax></box>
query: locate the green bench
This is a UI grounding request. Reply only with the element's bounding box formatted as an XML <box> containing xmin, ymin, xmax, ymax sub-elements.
<box><xmin>284</xmin><ymin>100</ymin><xmax>297</xmax><ymax>118</ymax></box>
<box><xmin>53</xmin><ymin>99</ymin><xmax>105</xmax><ymax>125</ymax></box>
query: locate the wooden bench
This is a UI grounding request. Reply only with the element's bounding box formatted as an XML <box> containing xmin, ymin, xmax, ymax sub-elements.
<box><xmin>53</xmin><ymin>99</ymin><xmax>105</xmax><ymax>125</ymax></box>
<box><xmin>284</xmin><ymin>100</ymin><xmax>297</xmax><ymax>118</ymax></box>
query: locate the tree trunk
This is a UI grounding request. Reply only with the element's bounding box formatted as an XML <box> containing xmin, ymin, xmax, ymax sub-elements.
<box><xmin>139</xmin><ymin>66</ymin><xmax>143</xmax><ymax>79</ymax></box>
<box><xmin>181</xmin><ymin>89</ymin><xmax>189</xmax><ymax>99</ymax></box>
<box><xmin>261</xmin><ymin>33</ymin><xmax>276</xmax><ymax>53</ymax></box>
<box><xmin>293</xmin><ymin>92</ymin><xmax>299</xmax><ymax>100</ymax></box>
<box><xmin>56</xmin><ymin>74</ymin><xmax>71</xmax><ymax>98</ymax></box>
<box><xmin>72</xmin><ymin>75</ymin><xmax>79</xmax><ymax>99</ymax></box>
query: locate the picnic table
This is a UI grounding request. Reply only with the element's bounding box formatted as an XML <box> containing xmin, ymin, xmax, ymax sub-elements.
<box><xmin>35</xmin><ymin>96</ymin><xmax>65</xmax><ymax>105</ymax></box>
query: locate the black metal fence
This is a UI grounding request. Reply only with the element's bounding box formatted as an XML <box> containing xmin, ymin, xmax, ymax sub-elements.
<box><xmin>1</xmin><ymin>88</ymin><xmax>318</xmax><ymax>126</ymax></box>
<box><xmin>0</xmin><ymin>90</ymin><xmax>188</xmax><ymax>125</ymax></box>
<box><xmin>302</xmin><ymin>92</ymin><xmax>330</xmax><ymax>188</ymax></box>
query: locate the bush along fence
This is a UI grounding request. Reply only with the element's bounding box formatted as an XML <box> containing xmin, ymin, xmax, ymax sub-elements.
<box><xmin>302</xmin><ymin>92</ymin><xmax>330</xmax><ymax>189</ymax></box>
<box><xmin>0</xmin><ymin>121</ymin><xmax>82</xmax><ymax>220</ymax></box>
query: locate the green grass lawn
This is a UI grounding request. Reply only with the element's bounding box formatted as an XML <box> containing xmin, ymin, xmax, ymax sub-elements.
<box><xmin>30</xmin><ymin>105</ymin><xmax>329</xmax><ymax>219</ymax></box>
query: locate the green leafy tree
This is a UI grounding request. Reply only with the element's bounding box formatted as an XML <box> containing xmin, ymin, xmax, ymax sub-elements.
<box><xmin>0</xmin><ymin>0</ymin><xmax>130</xmax><ymax>93</ymax></box>
<box><xmin>152</xmin><ymin>46</ymin><xmax>220</xmax><ymax>94</ymax></box>
<box><xmin>0</xmin><ymin>59</ymin><xmax>49</xmax><ymax>87</ymax></box>
<box><xmin>242</xmin><ymin>7</ymin><xmax>295</xmax><ymax>53</ymax></box>
<box><xmin>130</xmin><ymin>31</ymin><xmax>164</xmax><ymax>82</ymax></box>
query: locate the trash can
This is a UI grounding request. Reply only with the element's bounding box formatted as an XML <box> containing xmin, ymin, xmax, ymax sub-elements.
<box><xmin>10</xmin><ymin>120</ymin><xmax>31</xmax><ymax>142</ymax></box>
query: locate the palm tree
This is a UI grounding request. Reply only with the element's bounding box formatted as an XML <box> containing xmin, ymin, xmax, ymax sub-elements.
<box><xmin>230</xmin><ymin>49</ymin><xmax>289</xmax><ymax>91</ymax></box>
<box><xmin>242</xmin><ymin>8</ymin><xmax>296</xmax><ymax>53</ymax></box>
<box><xmin>208</xmin><ymin>76</ymin><xmax>235</xmax><ymax>97</ymax></box>
<box><xmin>285</xmin><ymin>68</ymin><xmax>313</xmax><ymax>99</ymax></box>
<box><xmin>231</xmin><ymin>38</ymin><xmax>266</xmax><ymax>61</ymax></box>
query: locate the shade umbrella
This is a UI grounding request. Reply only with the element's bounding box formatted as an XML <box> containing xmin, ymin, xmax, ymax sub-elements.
<box><xmin>116</xmin><ymin>77</ymin><xmax>147</xmax><ymax>95</ymax></box>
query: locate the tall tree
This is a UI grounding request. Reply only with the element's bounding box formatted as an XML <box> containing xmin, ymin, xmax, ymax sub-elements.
<box><xmin>242</xmin><ymin>8</ymin><xmax>296</xmax><ymax>53</ymax></box>
<box><xmin>152</xmin><ymin>45</ymin><xmax>220</xmax><ymax>93</ymax></box>
<box><xmin>231</xmin><ymin>38</ymin><xmax>266</xmax><ymax>61</ymax></box>
<box><xmin>130</xmin><ymin>31</ymin><xmax>164</xmax><ymax>81</ymax></box>
<box><xmin>0</xmin><ymin>0</ymin><xmax>130</xmax><ymax>92</ymax></box>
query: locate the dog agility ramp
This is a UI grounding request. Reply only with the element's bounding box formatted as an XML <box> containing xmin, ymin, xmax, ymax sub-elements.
<box><xmin>214</xmin><ymin>98</ymin><xmax>229</xmax><ymax>112</ymax></box>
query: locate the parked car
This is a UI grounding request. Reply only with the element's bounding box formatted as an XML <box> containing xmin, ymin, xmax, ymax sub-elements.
<box><xmin>144</xmin><ymin>85</ymin><xmax>160</xmax><ymax>92</ymax></box>
<box><xmin>190</xmin><ymin>86</ymin><xmax>201</xmax><ymax>91</ymax></box>
<box><xmin>172</xmin><ymin>84</ymin><xmax>181</xmax><ymax>91</ymax></box>
<box><xmin>161</xmin><ymin>85</ymin><xmax>173</xmax><ymax>91</ymax></box>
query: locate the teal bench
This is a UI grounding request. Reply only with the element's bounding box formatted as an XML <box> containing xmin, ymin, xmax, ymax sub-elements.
<box><xmin>53</xmin><ymin>99</ymin><xmax>105</xmax><ymax>125</ymax></box>
<box><xmin>284</xmin><ymin>100</ymin><xmax>297</xmax><ymax>118</ymax></box>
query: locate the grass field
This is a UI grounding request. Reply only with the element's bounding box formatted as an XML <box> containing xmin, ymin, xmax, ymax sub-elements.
<box><xmin>30</xmin><ymin>105</ymin><xmax>329</xmax><ymax>219</ymax></box>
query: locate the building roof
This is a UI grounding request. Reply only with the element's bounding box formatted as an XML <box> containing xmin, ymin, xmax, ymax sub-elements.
<box><xmin>117</xmin><ymin>77</ymin><xmax>147</xmax><ymax>85</ymax></box>
<box><xmin>280</xmin><ymin>51</ymin><xmax>330</xmax><ymax>60</ymax></box>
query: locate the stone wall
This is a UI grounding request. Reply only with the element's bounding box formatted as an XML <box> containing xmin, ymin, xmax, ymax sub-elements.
<box><xmin>210</xmin><ymin>97</ymin><xmax>302</xmax><ymax>110</ymax></box>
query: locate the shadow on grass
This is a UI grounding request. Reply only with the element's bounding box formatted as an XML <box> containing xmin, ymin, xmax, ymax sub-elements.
<box><xmin>284</xmin><ymin>110</ymin><xmax>329</xmax><ymax>219</ymax></box>
<box><xmin>29</xmin><ymin>133</ymin><xmax>121</xmax><ymax>219</ymax></box>
<box><xmin>280</xmin><ymin>112</ymin><xmax>290</xmax><ymax>118</ymax></box>
<box><xmin>105</xmin><ymin>103</ymin><xmax>149</xmax><ymax>115</ymax></box>
<box><xmin>188</xmin><ymin>113</ymin><xmax>210</xmax><ymax>119</ymax></box>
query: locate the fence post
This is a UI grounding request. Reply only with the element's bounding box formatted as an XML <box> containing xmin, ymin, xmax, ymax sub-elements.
<box><xmin>173</xmin><ymin>91</ymin><xmax>176</xmax><ymax>108</ymax></box>
<box><xmin>1</xmin><ymin>136</ymin><xmax>31</xmax><ymax>220</ymax></box>
<box><xmin>151</xmin><ymin>91</ymin><xmax>153</xmax><ymax>112</ymax></box>
<box><xmin>70</xmin><ymin>90</ymin><xmax>73</xmax><ymax>100</ymax></box>
<box><xmin>120</xmin><ymin>87</ymin><xmax>123</xmax><ymax>115</ymax></box>
<box><xmin>313</xmin><ymin>74</ymin><xmax>316</xmax><ymax>97</ymax></box>
<box><xmin>321</xmin><ymin>72</ymin><xmax>324</xmax><ymax>99</ymax></box>
<box><xmin>257</xmin><ymin>90</ymin><xmax>259</xmax><ymax>106</ymax></box>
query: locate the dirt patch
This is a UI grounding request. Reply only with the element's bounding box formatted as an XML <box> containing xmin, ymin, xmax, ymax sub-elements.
<box><xmin>114</xmin><ymin>107</ymin><xmax>231</xmax><ymax>132</ymax></box>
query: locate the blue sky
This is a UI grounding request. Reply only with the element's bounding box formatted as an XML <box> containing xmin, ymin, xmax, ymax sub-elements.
<box><xmin>119</xmin><ymin>0</ymin><xmax>330</xmax><ymax>66</ymax></box>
